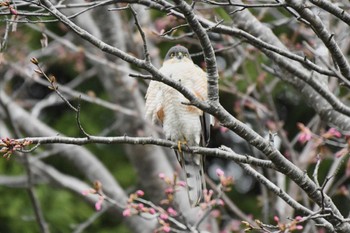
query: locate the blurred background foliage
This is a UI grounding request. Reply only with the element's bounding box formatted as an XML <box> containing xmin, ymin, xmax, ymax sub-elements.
<box><xmin>1</xmin><ymin>1</ymin><xmax>349</xmax><ymax>233</ymax></box>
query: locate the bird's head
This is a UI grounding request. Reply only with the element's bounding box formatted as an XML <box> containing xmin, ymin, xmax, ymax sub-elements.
<box><xmin>164</xmin><ymin>45</ymin><xmax>192</xmax><ymax>63</ymax></box>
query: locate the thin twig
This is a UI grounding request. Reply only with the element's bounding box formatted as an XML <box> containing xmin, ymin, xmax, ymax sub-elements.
<box><xmin>76</xmin><ymin>96</ymin><xmax>90</xmax><ymax>137</ymax></box>
<box><xmin>313</xmin><ymin>155</ymin><xmax>321</xmax><ymax>187</ymax></box>
<box><xmin>201</xmin><ymin>0</ymin><xmax>286</xmax><ymax>8</ymax></box>
<box><xmin>135</xmin><ymin>198</ymin><xmax>188</xmax><ymax>230</ymax></box>
<box><xmin>23</xmin><ymin>154</ymin><xmax>51</xmax><ymax>233</ymax></box>
<box><xmin>33</xmin><ymin>61</ymin><xmax>78</xmax><ymax>111</ymax></box>
<box><xmin>129</xmin><ymin>73</ymin><xmax>154</xmax><ymax>80</ymax></box>
<box><xmin>160</xmin><ymin>23</ymin><xmax>189</xmax><ymax>36</ymax></box>
<box><xmin>190</xmin><ymin>41</ymin><xmax>243</xmax><ymax>58</ymax></box>
<box><xmin>129</xmin><ymin>5</ymin><xmax>151</xmax><ymax>63</ymax></box>
<box><xmin>73</xmin><ymin>206</ymin><xmax>109</xmax><ymax>233</ymax></box>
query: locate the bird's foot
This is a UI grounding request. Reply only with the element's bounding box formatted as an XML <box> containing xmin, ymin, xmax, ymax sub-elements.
<box><xmin>177</xmin><ymin>140</ymin><xmax>187</xmax><ymax>153</ymax></box>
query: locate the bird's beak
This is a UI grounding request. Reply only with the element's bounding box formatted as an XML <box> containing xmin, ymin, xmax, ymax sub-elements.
<box><xmin>176</xmin><ymin>52</ymin><xmax>184</xmax><ymax>60</ymax></box>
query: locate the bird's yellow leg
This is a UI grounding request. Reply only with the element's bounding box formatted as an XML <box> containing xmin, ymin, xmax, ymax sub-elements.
<box><xmin>177</xmin><ymin>140</ymin><xmax>187</xmax><ymax>153</ymax></box>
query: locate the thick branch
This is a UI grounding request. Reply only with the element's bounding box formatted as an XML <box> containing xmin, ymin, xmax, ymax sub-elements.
<box><xmin>308</xmin><ymin>0</ymin><xmax>350</xmax><ymax>27</ymax></box>
<box><xmin>173</xmin><ymin>0</ymin><xmax>219</xmax><ymax>102</ymax></box>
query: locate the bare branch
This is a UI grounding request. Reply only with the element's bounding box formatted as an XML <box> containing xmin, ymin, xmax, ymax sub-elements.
<box><xmin>285</xmin><ymin>0</ymin><xmax>350</xmax><ymax>80</ymax></box>
<box><xmin>240</xmin><ymin>163</ymin><xmax>334</xmax><ymax>231</ymax></box>
<box><xmin>308</xmin><ymin>0</ymin><xmax>350</xmax><ymax>27</ymax></box>
<box><xmin>6</xmin><ymin>135</ymin><xmax>275</xmax><ymax>169</ymax></box>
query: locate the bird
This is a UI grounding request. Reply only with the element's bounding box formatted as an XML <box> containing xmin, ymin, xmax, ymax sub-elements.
<box><xmin>145</xmin><ymin>45</ymin><xmax>210</xmax><ymax>206</ymax></box>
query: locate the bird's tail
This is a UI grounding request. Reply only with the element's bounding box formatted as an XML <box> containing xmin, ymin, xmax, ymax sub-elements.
<box><xmin>181</xmin><ymin>152</ymin><xmax>206</xmax><ymax>207</ymax></box>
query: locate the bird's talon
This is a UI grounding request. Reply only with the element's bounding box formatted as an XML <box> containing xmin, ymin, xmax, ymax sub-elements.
<box><xmin>177</xmin><ymin>140</ymin><xmax>187</xmax><ymax>152</ymax></box>
<box><xmin>177</xmin><ymin>141</ymin><xmax>182</xmax><ymax>152</ymax></box>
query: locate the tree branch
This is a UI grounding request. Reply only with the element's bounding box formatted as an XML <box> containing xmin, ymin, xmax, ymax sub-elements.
<box><xmin>6</xmin><ymin>135</ymin><xmax>275</xmax><ymax>169</ymax></box>
<box><xmin>308</xmin><ymin>0</ymin><xmax>350</xmax><ymax>27</ymax></box>
<box><xmin>173</xmin><ymin>0</ymin><xmax>220</xmax><ymax>103</ymax></box>
<box><xmin>285</xmin><ymin>0</ymin><xmax>350</xmax><ymax>80</ymax></box>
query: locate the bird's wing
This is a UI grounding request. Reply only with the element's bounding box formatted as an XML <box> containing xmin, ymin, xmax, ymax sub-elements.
<box><xmin>145</xmin><ymin>81</ymin><xmax>164</xmax><ymax>124</ymax></box>
<box><xmin>200</xmin><ymin>112</ymin><xmax>212</xmax><ymax>146</ymax></box>
<box><xmin>191</xmin><ymin>65</ymin><xmax>212</xmax><ymax>146</ymax></box>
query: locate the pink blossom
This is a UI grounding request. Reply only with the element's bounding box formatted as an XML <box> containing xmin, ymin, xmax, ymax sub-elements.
<box><xmin>148</xmin><ymin>208</ymin><xmax>156</xmax><ymax>215</ymax></box>
<box><xmin>295</xmin><ymin>225</ymin><xmax>303</xmax><ymax>230</ymax></box>
<box><xmin>211</xmin><ymin>209</ymin><xmax>221</xmax><ymax>218</ymax></box>
<box><xmin>136</xmin><ymin>190</ymin><xmax>145</xmax><ymax>197</ymax></box>
<box><xmin>298</xmin><ymin>132</ymin><xmax>312</xmax><ymax>144</ymax></box>
<box><xmin>327</xmin><ymin>128</ymin><xmax>342</xmax><ymax>138</ymax></box>
<box><xmin>219</xmin><ymin>126</ymin><xmax>229</xmax><ymax>133</ymax></box>
<box><xmin>177</xmin><ymin>181</ymin><xmax>186</xmax><ymax>187</ymax></box>
<box><xmin>216</xmin><ymin>168</ymin><xmax>225</xmax><ymax>177</ymax></box>
<box><xmin>122</xmin><ymin>208</ymin><xmax>131</xmax><ymax>217</ymax></box>
<box><xmin>137</xmin><ymin>203</ymin><xmax>144</xmax><ymax>210</ymax></box>
<box><xmin>297</xmin><ymin>123</ymin><xmax>312</xmax><ymax>144</ymax></box>
<box><xmin>167</xmin><ymin>207</ymin><xmax>177</xmax><ymax>216</ymax></box>
<box><xmin>81</xmin><ymin>189</ymin><xmax>91</xmax><ymax>196</ymax></box>
<box><xmin>162</xmin><ymin>225</ymin><xmax>171</xmax><ymax>232</ymax></box>
<box><xmin>274</xmin><ymin>215</ymin><xmax>279</xmax><ymax>223</ymax></box>
<box><xmin>295</xmin><ymin>216</ymin><xmax>303</xmax><ymax>221</ymax></box>
<box><xmin>159</xmin><ymin>213</ymin><xmax>169</xmax><ymax>220</ymax></box>
<box><xmin>158</xmin><ymin>173</ymin><xmax>166</xmax><ymax>179</ymax></box>
<box><xmin>216</xmin><ymin>199</ymin><xmax>225</xmax><ymax>206</ymax></box>
<box><xmin>9</xmin><ymin>7</ymin><xmax>18</xmax><ymax>15</ymax></box>
<box><xmin>165</xmin><ymin>187</ymin><xmax>174</xmax><ymax>194</ymax></box>
<box><xmin>95</xmin><ymin>197</ymin><xmax>104</xmax><ymax>211</ymax></box>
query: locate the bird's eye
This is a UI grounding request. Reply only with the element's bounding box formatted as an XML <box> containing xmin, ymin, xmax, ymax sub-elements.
<box><xmin>170</xmin><ymin>53</ymin><xmax>175</xmax><ymax>58</ymax></box>
<box><xmin>184</xmin><ymin>53</ymin><xmax>189</xmax><ymax>57</ymax></box>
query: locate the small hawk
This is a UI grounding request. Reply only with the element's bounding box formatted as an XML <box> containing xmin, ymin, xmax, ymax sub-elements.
<box><xmin>145</xmin><ymin>45</ymin><xmax>210</xmax><ymax>206</ymax></box>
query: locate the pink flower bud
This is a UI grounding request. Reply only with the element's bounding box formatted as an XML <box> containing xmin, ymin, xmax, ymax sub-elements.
<box><xmin>216</xmin><ymin>199</ymin><xmax>224</xmax><ymax>206</ymax></box>
<box><xmin>274</xmin><ymin>215</ymin><xmax>279</xmax><ymax>223</ymax></box>
<box><xmin>327</xmin><ymin>128</ymin><xmax>342</xmax><ymax>138</ymax></box>
<box><xmin>216</xmin><ymin>168</ymin><xmax>225</xmax><ymax>177</ymax></box>
<box><xmin>81</xmin><ymin>189</ymin><xmax>91</xmax><ymax>196</ymax></box>
<box><xmin>149</xmin><ymin>208</ymin><xmax>156</xmax><ymax>215</ymax></box>
<box><xmin>165</xmin><ymin>187</ymin><xmax>174</xmax><ymax>194</ymax></box>
<box><xmin>122</xmin><ymin>208</ymin><xmax>131</xmax><ymax>217</ymax></box>
<box><xmin>211</xmin><ymin>209</ymin><xmax>221</xmax><ymax>218</ymax></box>
<box><xmin>177</xmin><ymin>181</ymin><xmax>186</xmax><ymax>187</ymax></box>
<box><xmin>219</xmin><ymin>126</ymin><xmax>229</xmax><ymax>133</ymax></box>
<box><xmin>162</xmin><ymin>225</ymin><xmax>171</xmax><ymax>232</ymax></box>
<box><xmin>159</xmin><ymin>213</ymin><xmax>169</xmax><ymax>220</ymax></box>
<box><xmin>9</xmin><ymin>7</ymin><xmax>18</xmax><ymax>15</ymax></box>
<box><xmin>167</xmin><ymin>207</ymin><xmax>177</xmax><ymax>216</ymax></box>
<box><xmin>136</xmin><ymin>190</ymin><xmax>145</xmax><ymax>196</ymax></box>
<box><xmin>159</xmin><ymin>173</ymin><xmax>166</xmax><ymax>179</ymax></box>
<box><xmin>297</xmin><ymin>123</ymin><xmax>312</xmax><ymax>144</ymax></box>
<box><xmin>95</xmin><ymin>197</ymin><xmax>103</xmax><ymax>211</ymax></box>
<box><xmin>295</xmin><ymin>216</ymin><xmax>303</xmax><ymax>221</ymax></box>
<box><xmin>296</xmin><ymin>225</ymin><xmax>303</xmax><ymax>230</ymax></box>
<box><xmin>298</xmin><ymin>132</ymin><xmax>312</xmax><ymax>144</ymax></box>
